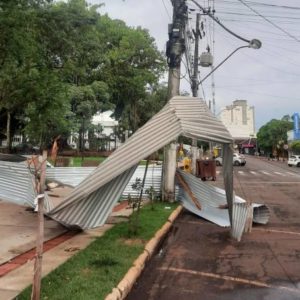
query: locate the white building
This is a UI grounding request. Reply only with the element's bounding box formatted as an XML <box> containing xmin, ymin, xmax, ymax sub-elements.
<box><xmin>69</xmin><ymin>110</ymin><xmax>119</xmax><ymax>150</ymax></box>
<box><xmin>218</xmin><ymin>100</ymin><xmax>255</xmax><ymax>139</ymax></box>
<box><xmin>92</xmin><ymin>110</ymin><xmax>118</xmax><ymax>136</ymax></box>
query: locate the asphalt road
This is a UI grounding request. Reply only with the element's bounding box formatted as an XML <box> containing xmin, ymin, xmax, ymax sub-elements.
<box><xmin>126</xmin><ymin>155</ymin><xmax>300</xmax><ymax>300</ymax></box>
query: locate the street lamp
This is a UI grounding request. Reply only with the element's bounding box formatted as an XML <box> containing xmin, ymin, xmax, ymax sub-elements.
<box><xmin>189</xmin><ymin>0</ymin><xmax>262</xmax><ymax>86</ymax></box>
<box><xmin>198</xmin><ymin>39</ymin><xmax>261</xmax><ymax>85</ymax></box>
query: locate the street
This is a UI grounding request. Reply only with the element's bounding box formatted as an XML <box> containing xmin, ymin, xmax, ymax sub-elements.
<box><xmin>126</xmin><ymin>155</ymin><xmax>300</xmax><ymax>300</ymax></box>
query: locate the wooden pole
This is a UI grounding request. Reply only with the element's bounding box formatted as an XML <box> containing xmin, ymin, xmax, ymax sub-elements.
<box><xmin>31</xmin><ymin>150</ymin><xmax>47</xmax><ymax>300</ymax></box>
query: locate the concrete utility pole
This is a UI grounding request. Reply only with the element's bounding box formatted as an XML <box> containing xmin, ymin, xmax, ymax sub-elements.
<box><xmin>191</xmin><ymin>13</ymin><xmax>201</xmax><ymax>175</ymax></box>
<box><xmin>191</xmin><ymin>13</ymin><xmax>200</xmax><ymax>98</ymax></box>
<box><xmin>163</xmin><ymin>0</ymin><xmax>187</xmax><ymax>201</ymax></box>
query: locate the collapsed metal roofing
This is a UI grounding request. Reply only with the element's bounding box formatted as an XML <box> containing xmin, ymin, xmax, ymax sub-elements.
<box><xmin>0</xmin><ymin>160</ymin><xmax>53</xmax><ymax>211</ymax></box>
<box><xmin>46</xmin><ymin>164</ymin><xmax>163</xmax><ymax>198</ymax></box>
<box><xmin>176</xmin><ymin>169</ymin><xmax>270</xmax><ymax>241</ymax></box>
<box><xmin>48</xmin><ymin>96</ymin><xmax>234</xmax><ymax>229</ymax></box>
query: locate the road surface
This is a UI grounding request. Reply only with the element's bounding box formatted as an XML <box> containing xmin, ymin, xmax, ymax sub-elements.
<box><xmin>126</xmin><ymin>155</ymin><xmax>300</xmax><ymax>300</ymax></box>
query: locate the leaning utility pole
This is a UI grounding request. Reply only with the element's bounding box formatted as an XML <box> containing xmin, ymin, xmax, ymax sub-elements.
<box><xmin>163</xmin><ymin>0</ymin><xmax>187</xmax><ymax>201</ymax></box>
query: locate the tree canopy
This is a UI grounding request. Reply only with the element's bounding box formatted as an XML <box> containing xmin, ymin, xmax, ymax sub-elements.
<box><xmin>257</xmin><ymin>117</ymin><xmax>293</xmax><ymax>155</ymax></box>
<box><xmin>0</xmin><ymin>0</ymin><xmax>166</xmax><ymax>151</ymax></box>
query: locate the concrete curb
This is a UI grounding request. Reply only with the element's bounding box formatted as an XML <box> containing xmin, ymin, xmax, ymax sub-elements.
<box><xmin>104</xmin><ymin>205</ymin><xmax>183</xmax><ymax>300</ymax></box>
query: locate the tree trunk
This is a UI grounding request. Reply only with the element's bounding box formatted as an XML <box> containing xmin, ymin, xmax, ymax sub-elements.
<box><xmin>6</xmin><ymin>111</ymin><xmax>12</xmax><ymax>153</ymax></box>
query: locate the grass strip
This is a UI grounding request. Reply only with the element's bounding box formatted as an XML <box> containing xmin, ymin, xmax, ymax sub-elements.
<box><xmin>17</xmin><ymin>202</ymin><xmax>178</xmax><ymax>300</ymax></box>
<box><xmin>71</xmin><ymin>156</ymin><xmax>107</xmax><ymax>167</ymax></box>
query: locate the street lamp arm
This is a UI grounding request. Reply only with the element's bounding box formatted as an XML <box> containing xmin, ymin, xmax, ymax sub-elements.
<box><xmin>190</xmin><ymin>0</ymin><xmax>250</xmax><ymax>44</ymax></box>
<box><xmin>198</xmin><ymin>45</ymin><xmax>249</xmax><ymax>86</ymax></box>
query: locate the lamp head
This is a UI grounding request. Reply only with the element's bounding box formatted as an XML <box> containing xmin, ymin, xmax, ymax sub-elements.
<box><xmin>249</xmin><ymin>39</ymin><xmax>262</xmax><ymax>49</ymax></box>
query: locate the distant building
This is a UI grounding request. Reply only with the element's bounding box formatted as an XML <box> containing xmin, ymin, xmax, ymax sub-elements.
<box><xmin>92</xmin><ymin>110</ymin><xmax>118</xmax><ymax>136</ymax></box>
<box><xmin>218</xmin><ymin>100</ymin><xmax>256</xmax><ymax>154</ymax></box>
<box><xmin>68</xmin><ymin>110</ymin><xmax>119</xmax><ymax>150</ymax></box>
<box><xmin>287</xmin><ymin>112</ymin><xmax>300</xmax><ymax>143</ymax></box>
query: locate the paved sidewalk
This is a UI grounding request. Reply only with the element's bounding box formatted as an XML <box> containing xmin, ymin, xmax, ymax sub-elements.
<box><xmin>0</xmin><ymin>199</ymin><xmax>131</xmax><ymax>300</ymax></box>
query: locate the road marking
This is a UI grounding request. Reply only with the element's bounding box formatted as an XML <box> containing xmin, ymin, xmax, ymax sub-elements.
<box><xmin>252</xmin><ymin>228</ymin><xmax>300</xmax><ymax>236</ymax></box>
<box><xmin>274</xmin><ymin>171</ymin><xmax>286</xmax><ymax>176</ymax></box>
<box><xmin>237</xmin><ymin>171</ymin><xmax>245</xmax><ymax>175</ymax></box>
<box><xmin>158</xmin><ymin>267</ymin><xmax>300</xmax><ymax>294</ymax></box>
<box><xmin>260</xmin><ymin>171</ymin><xmax>271</xmax><ymax>175</ymax></box>
<box><xmin>250</xmin><ymin>171</ymin><xmax>257</xmax><ymax>175</ymax></box>
<box><xmin>239</xmin><ymin>181</ymin><xmax>300</xmax><ymax>184</ymax></box>
<box><xmin>286</xmin><ymin>171</ymin><xmax>300</xmax><ymax>177</ymax></box>
<box><xmin>286</xmin><ymin>171</ymin><xmax>295</xmax><ymax>175</ymax></box>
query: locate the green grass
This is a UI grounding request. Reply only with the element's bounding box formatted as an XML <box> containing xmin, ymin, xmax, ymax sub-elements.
<box><xmin>70</xmin><ymin>156</ymin><xmax>107</xmax><ymax>167</ymax></box>
<box><xmin>17</xmin><ymin>202</ymin><xmax>178</xmax><ymax>300</ymax></box>
<box><xmin>67</xmin><ymin>157</ymin><xmax>162</xmax><ymax>167</ymax></box>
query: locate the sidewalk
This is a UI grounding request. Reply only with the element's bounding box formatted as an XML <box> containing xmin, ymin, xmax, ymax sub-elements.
<box><xmin>0</xmin><ymin>200</ymin><xmax>132</xmax><ymax>300</ymax></box>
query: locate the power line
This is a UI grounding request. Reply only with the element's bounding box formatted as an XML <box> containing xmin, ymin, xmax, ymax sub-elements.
<box><xmin>237</xmin><ymin>0</ymin><xmax>300</xmax><ymax>43</ymax></box>
<box><xmin>217</xmin><ymin>11</ymin><xmax>300</xmax><ymax>21</ymax></box>
<box><xmin>161</xmin><ymin>0</ymin><xmax>172</xmax><ymax>20</ymax></box>
<box><xmin>214</xmin><ymin>0</ymin><xmax>300</xmax><ymax>11</ymax></box>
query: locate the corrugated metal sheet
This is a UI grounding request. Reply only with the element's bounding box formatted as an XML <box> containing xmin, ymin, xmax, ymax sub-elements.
<box><xmin>49</xmin><ymin>166</ymin><xmax>137</xmax><ymax>229</ymax></box>
<box><xmin>231</xmin><ymin>202</ymin><xmax>250</xmax><ymax>242</ymax></box>
<box><xmin>0</xmin><ymin>161</ymin><xmax>53</xmax><ymax>211</ymax></box>
<box><xmin>122</xmin><ymin>164</ymin><xmax>162</xmax><ymax>198</ymax></box>
<box><xmin>48</xmin><ymin>96</ymin><xmax>233</xmax><ymax>230</ymax></box>
<box><xmin>252</xmin><ymin>203</ymin><xmax>270</xmax><ymax>224</ymax></box>
<box><xmin>176</xmin><ymin>169</ymin><xmax>231</xmax><ymax>227</ymax></box>
<box><xmin>46</xmin><ymin>165</ymin><xmax>162</xmax><ymax>198</ymax></box>
<box><xmin>46</xmin><ymin>167</ymin><xmax>96</xmax><ymax>187</ymax></box>
<box><xmin>176</xmin><ymin>169</ymin><xmax>270</xmax><ymax>240</ymax></box>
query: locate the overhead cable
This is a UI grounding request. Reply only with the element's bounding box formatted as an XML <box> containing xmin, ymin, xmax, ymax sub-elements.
<box><xmin>237</xmin><ymin>0</ymin><xmax>300</xmax><ymax>43</ymax></box>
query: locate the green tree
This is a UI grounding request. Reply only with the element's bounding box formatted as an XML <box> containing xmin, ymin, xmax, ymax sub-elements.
<box><xmin>290</xmin><ymin>140</ymin><xmax>300</xmax><ymax>154</ymax></box>
<box><xmin>99</xmin><ymin>18</ymin><xmax>166</xmax><ymax>131</ymax></box>
<box><xmin>0</xmin><ymin>0</ymin><xmax>167</xmax><ymax>152</ymax></box>
<box><xmin>0</xmin><ymin>0</ymin><xmax>41</xmax><ymax>150</ymax></box>
<box><xmin>257</xmin><ymin>119</ymin><xmax>293</xmax><ymax>156</ymax></box>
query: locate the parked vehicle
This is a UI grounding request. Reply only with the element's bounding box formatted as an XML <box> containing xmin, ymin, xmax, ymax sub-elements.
<box><xmin>287</xmin><ymin>155</ymin><xmax>300</xmax><ymax>167</ymax></box>
<box><xmin>215</xmin><ymin>153</ymin><xmax>246</xmax><ymax>166</ymax></box>
<box><xmin>13</xmin><ymin>143</ymin><xmax>40</xmax><ymax>154</ymax></box>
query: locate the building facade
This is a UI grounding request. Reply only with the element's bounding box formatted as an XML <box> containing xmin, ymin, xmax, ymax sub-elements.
<box><xmin>218</xmin><ymin>100</ymin><xmax>256</xmax><ymax>154</ymax></box>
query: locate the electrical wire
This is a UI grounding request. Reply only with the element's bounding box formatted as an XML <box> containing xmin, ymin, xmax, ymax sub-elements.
<box><xmin>214</xmin><ymin>0</ymin><xmax>300</xmax><ymax>11</ymax></box>
<box><xmin>237</xmin><ymin>0</ymin><xmax>300</xmax><ymax>43</ymax></box>
<box><xmin>161</xmin><ymin>0</ymin><xmax>172</xmax><ymax>21</ymax></box>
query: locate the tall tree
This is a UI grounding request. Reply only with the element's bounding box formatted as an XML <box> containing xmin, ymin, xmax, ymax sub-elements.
<box><xmin>257</xmin><ymin>118</ymin><xmax>293</xmax><ymax>155</ymax></box>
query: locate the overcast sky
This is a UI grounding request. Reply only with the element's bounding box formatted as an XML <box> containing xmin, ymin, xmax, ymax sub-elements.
<box><xmin>88</xmin><ymin>0</ymin><xmax>300</xmax><ymax>131</ymax></box>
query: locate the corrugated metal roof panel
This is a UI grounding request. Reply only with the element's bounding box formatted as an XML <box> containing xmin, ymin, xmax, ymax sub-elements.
<box><xmin>46</xmin><ymin>165</ymin><xmax>163</xmax><ymax>198</ymax></box>
<box><xmin>48</xmin><ymin>96</ymin><xmax>234</xmax><ymax>229</ymax></box>
<box><xmin>176</xmin><ymin>169</ymin><xmax>231</xmax><ymax>227</ymax></box>
<box><xmin>0</xmin><ymin>161</ymin><xmax>36</xmax><ymax>207</ymax></box>
<box><xmin>122</xmin><ymin>164</ymin><xmax>162</xmax><ymax>198</ymax></box>
<box><xmin>0</xmin><ymin>161</ymin><xmax>53</xmax><ymax>211</ymax></box>
<box><xmin>252</xmin><ymin>203</ymin><xmax>270</xmax><ymax>224</ymax></box>
<box><xmin>48</xmin><ymin>166</ymin><xmax>137</xmax><ymax>229</ymax></box>
<box><xmin>231</xmin><ymin>202</ymin><xmax>250</xmax><ymax>242</ymax></box>
<box><xmin>46</xmin><ymin>167</ymin><xmax>96</xmax><ymax>187</ymax></box>
<box><xmin>176</xmin><ymin>169</ymin><xmax>269</xmax><ymax>240</ymax></box>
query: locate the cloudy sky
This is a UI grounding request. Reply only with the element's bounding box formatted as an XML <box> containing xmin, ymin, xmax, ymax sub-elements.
<box><xmin>89</xmin><ymin>0</ymin><xmax>300</xmax><ymax>131</ymax></box>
